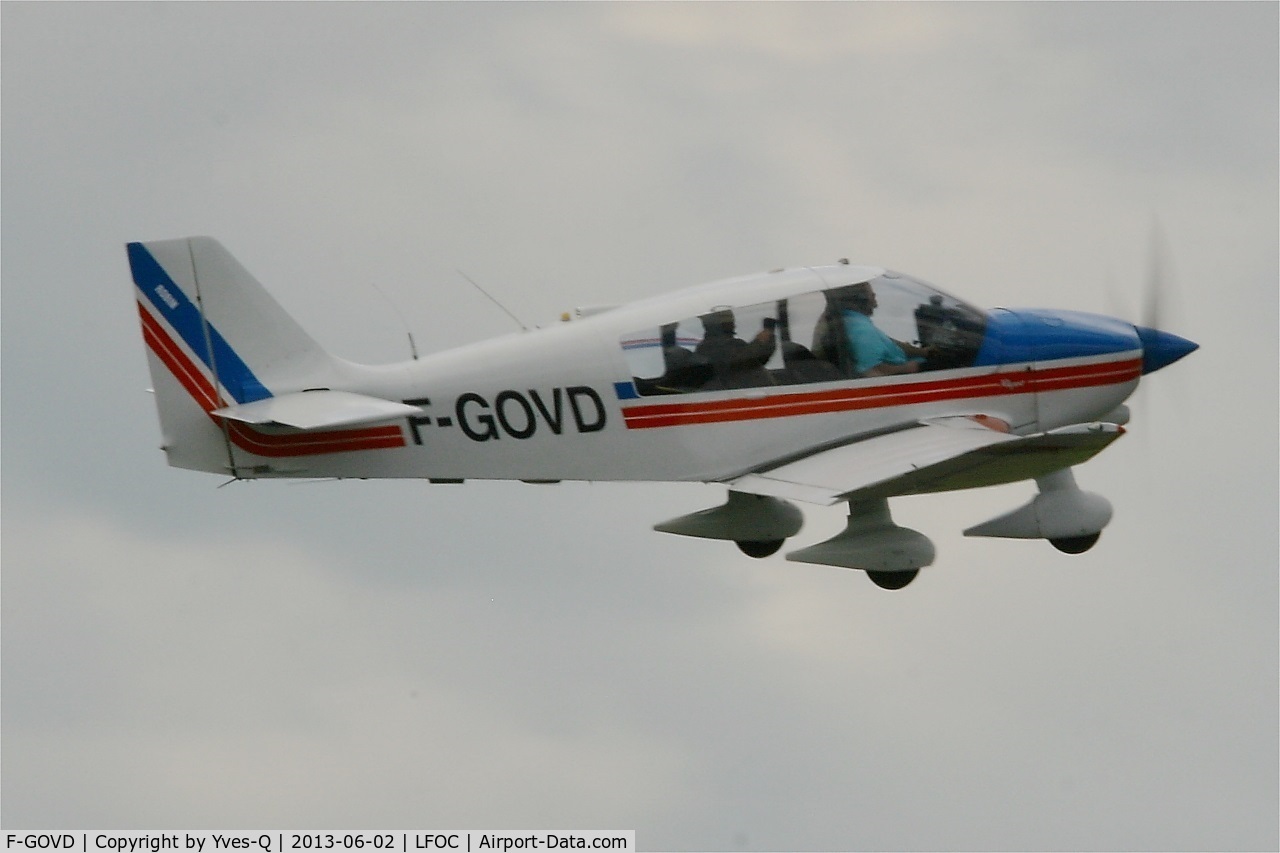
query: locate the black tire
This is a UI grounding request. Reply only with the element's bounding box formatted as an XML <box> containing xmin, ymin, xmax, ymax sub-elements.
<box><xmin>866</xmin><ymin>569</ymin><xmax>918</xmax><ymax>590</ymax></box>
<box><xmin>1050</xmin><ymin>533</ymin><xmax>1100</xmax><ymax>554</ymax></box>
<box><xmin>736</xmin><ymin>539</ymin><xmax>785</xmax><ymax>558</ymax></box>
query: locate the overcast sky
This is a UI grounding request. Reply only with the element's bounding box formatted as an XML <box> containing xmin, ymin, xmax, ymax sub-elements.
<box><xmin>3</xmin><ymin>3</ymin><xmax>1276</xmax><ymax>850</ymax></box>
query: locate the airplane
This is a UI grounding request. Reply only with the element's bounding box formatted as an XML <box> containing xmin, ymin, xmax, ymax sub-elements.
<box><xmin>126</xmin><ymin>236</ymin><xmax>1197</xmax><ymax>589</ymax></box>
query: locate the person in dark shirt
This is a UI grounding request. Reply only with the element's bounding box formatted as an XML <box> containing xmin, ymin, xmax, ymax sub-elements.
<box><xmin>695</xmin><ymin>308</ymin><xmax>777</xmax><ymax>390</ymax></box>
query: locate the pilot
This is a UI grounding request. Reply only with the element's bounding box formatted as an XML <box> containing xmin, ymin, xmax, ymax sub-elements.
<box><xmin>695</xmin><ymin>308</ymin><xmax>777</xmax><ymax>390</ymax></box>
<box><xmin>833</xmin><ymin>282</ymin><xmax>932</xmax><ymax>377</ymax></box>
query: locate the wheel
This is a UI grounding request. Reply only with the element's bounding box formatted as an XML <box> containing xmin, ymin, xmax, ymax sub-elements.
<box><xmin>736</xmin><ymin>539</ymin><xmax>785</xmax><ymax>558</ymax></box>
<box><xmin>1050</xmin><ymin>533</ymin><xmax>1100</xmax><ymax>554</ymax></box>
<box><xmin>866</xmin><ymin>569</ymin><xmax>918</xmax><ymax>590</ymax></box>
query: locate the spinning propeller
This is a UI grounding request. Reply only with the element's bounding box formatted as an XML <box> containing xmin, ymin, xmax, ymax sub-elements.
<box><xmin>1132</xmin><ymin>220</ymin><xmax>1198</xmax><ymax>376</ymax></box>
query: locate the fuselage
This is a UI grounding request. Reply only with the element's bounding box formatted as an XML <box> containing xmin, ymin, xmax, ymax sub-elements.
<box><xmin>262</xmin><ymin>264</ymin><xmax>1146</xmax><ymax>483</ymax></box>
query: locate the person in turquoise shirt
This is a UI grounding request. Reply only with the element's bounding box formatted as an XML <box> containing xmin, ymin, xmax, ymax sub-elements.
<box><xmin>837</xmin><ymin>282</ymin><xmax>932</xmax><ymax>377</ymax></box>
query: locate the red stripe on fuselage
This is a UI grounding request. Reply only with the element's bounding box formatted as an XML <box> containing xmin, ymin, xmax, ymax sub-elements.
<box><xmin>620</xmin><ymin>358</ymin><xmax>1141</xmax><ymax>429</ymax></box>
<box><xmin>138</xmin><ymin>301</ymin><xmax>405</xmax><ymax>456</ymax></box>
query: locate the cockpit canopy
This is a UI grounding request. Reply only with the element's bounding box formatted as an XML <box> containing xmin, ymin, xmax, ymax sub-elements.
<box><xmin>621</xmin><ymin>273</ymin><xmax>987</xmax><ymax>396</ymax></box>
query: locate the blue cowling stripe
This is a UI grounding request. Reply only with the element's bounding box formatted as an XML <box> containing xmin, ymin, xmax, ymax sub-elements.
<box><xmin>973</xmin><ymin>308</ymin><xmax>1141</xmax><ymax>367</ymax></box>
<box><xmin>127</xmin><ymin>242</ymin><xmax>271</xmax><ymax>403</ymax></box>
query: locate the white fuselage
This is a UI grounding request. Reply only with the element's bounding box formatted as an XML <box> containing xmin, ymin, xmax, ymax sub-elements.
<box><xmin>255</xmin><ymin>265</ymin><xmax>1140</xmax><ymax>483</ymax></box>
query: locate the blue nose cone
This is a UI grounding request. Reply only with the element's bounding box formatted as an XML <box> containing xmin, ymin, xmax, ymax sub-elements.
<box><xmin>1135</xmin><ymin>326</ymin><xmax>1198</xmax><ymax>374</ymax></box>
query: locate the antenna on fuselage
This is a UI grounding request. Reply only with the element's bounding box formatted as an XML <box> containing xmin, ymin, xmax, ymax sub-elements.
<box><xmin>457</xmin><ymin>269</ymin><xmax>529</xmax><ymax>332</ymax></box>
<box><xmin>369</xmin><ymin>281</ymin><xmax>421</xmax><ymax>360</ymax></box>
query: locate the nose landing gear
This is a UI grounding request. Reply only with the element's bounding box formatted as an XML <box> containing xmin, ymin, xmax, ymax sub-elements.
<box><xmin>965</xmin><ymin>467</ymin><xmax>1112</xmax><ymax>555</ymax></box>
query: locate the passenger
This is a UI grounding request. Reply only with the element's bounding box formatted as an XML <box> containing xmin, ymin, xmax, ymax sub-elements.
<box><xmin>695</xmin><ymin>309</ymin><xmax>777</xmax><ymax>390</ymax></box>
<box><xmin>833</xmin><ymin>283</ymin><xmax>932</xmax><ymax>377</ymax></box>
<box><xmin>654</xmin><ymin>322</ymin><xmax>711</xmax><ymax>392</ymax></box>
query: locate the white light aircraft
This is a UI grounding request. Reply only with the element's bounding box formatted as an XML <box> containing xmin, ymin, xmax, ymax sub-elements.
<box><xmin>128</xmin><ymin>237</ymin><xmax>1197</xmax><ymax>589</ymax></box>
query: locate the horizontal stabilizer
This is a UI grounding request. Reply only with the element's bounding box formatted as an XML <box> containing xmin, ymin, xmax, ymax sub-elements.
<box><xmin>212</xmin><ymin>390</ymin><xmax>421</xmax><ymax>430</ymax></box>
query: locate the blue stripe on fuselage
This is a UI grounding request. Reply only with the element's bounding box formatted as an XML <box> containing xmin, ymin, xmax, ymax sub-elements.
<box><xmin>127</xmin><ymin>242</ymin><xmax>271</xmax><ymax>403</ymax></box>
<box><xmin>974</xmin><ymin>308</ymin><xmax>1140</xmax><ymax>367</ymax></box>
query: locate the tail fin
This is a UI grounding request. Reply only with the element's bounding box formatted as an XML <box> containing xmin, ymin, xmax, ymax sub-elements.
<box><xmin>128</xmin><ymin>237</ymin><xmax>406</xmax><ymax>475</ymax></box>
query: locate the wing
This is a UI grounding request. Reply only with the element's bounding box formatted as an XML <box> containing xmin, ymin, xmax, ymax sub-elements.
<box><xmin>730</xmin><ymin>416</ymin><xmax>1123</xmax><ymax>505</ymax></box>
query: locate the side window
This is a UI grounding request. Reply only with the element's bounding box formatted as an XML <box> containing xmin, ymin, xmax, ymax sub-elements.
<box><xmin>621</xmin><ymin>320</ymin><xmax>712</xmax><ymax>395</ymax></box>
<box><xmin>621</xmin><ymin>294</ymin><xmax>844</xmax><ymax>396</ymax></box>
<box><xmin>619</xmin><ymin>279</ymin><xmax>986</xmax><ymax>396</ymax></box>
<box><xmin>622</xmin><ymin>304</ymin><xmax>781</xmax><ymax>396</ymax></box>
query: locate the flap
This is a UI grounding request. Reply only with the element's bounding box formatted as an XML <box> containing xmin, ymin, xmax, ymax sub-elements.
<box><xmin>731</xmin><ymin>418</ymin><xmax>1122</xmax><ymax>505</ymax></box>
<box><xmin>212</xmin><ymin>390</ymin><xmax>422</xmax><ymax>430</ymax></box>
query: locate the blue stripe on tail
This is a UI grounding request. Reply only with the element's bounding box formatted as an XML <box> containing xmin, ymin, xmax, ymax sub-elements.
<box><xmin>127</xmin><ymin>242</ymin><xmax>271</xmax><ymax>403</ymax></box>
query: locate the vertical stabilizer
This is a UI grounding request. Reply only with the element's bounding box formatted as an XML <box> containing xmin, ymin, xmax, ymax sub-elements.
<box><xmin>128</xmin><ymin>236</ymin><xmax>342</xmax><ymax>474</ymax></box>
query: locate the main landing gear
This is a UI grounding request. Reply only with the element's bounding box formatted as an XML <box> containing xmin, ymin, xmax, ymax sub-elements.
<box><xmin>786</xmin><ymin>497</ymin><xmax>933</xmax><ymax>590</ymax></box>
<box><xmin>866</xmin><ymin>569</ymin><xmax>920</xmax><ymax>590</ymax></box>
<box><xmin>654</xmin><ymin>491</ymin><xmax>804</xmax><ymax>557</ymax></box>
<box><xmin>655</xmin><ymin>492</ymin><xmax>931</xmax><ymax>589</ymax></box>
<box><xmin>736</xmin><ymin>539</ymin><xmax>786</xmax><ymax>558</ymax></box>
<box><xmin>1049</xmin><ymin>533</ymin><xmax>1101</xmax><ymax>554</ymax></box>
